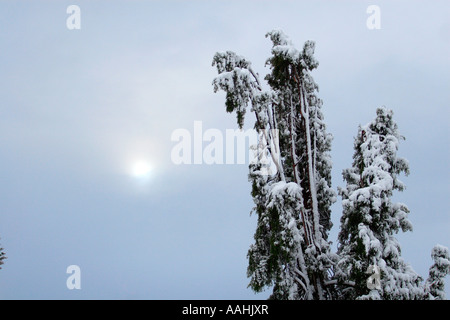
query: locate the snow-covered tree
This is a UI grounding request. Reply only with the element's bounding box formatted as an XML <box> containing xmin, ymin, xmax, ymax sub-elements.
<box><xmin>425</xmin><ymin>244</ymin><xmax>450</xmax><ymax>300</ymax></box>
<box><xmin>212</xmin><ymin>30</ymin><xmax>336</xmax><ymax>299</ymax></box>
<box><xmin>336</xmin><ymin>107</ymin><xmax>424</xmax><ymax>299</ymax></box>
<box><xmin>0</xmin><ymin>240</ymin><xmax>5</xmax><ymax>270</ymax></box>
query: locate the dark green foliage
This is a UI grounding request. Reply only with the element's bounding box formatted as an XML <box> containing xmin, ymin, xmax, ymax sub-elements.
<box><xmin>0</xmin><ymin>241</ymin><xmax>6</xmax><ymax>270</ymax></box>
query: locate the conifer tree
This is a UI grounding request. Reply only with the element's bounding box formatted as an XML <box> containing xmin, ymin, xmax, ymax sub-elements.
<box><xmin>0</xmin><ymin>240</ymin><xmax>5</xmax><ymax>270</ymax></box>
<box><xmin>212</xmin><ymin>30</ymin><xmax>448</xmax><ymax>300</ymax></box>
<box><xmin>425</xmin><ymin>245</ymin><xmax>450</xmax><ymax>300</ymax></box>
<box><xmin>212</xmin><ymin>30</ymin><xmax>336</xmax><ymax>299</ymax></box>
<box><xmin>336</xmin><ymin>107</ymin><xmax>424</xmax><ymax>299</ymax></box>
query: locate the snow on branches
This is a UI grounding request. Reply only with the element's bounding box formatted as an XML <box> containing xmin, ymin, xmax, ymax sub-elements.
<box><xmin>212</xmin><ymin>31</ymin><xmax>448</xmax><ymax>300</ymax></box>
<box><xmin>213</xmin><ymin>30</ymin><xmax>335</xmax><ymax>300</ymax></box>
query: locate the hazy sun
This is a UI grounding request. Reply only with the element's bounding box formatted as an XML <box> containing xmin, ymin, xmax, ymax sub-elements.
<box><xmin>131</xmin><ymin>161</ymin><xmax>152</xmax><ymax>178</ymax></box>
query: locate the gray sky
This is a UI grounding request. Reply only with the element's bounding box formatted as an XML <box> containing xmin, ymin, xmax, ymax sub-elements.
<box><xmin>0</xmin><ymin>0</ymin><xmax>448</xmax><ymax>299</ymax></box>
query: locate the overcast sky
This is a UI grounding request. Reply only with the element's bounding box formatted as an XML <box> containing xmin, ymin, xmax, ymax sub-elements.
<box><xmin>0</xmin><ymin>0</ymin><xmax>448</xmax><ymax>299</ymax></box>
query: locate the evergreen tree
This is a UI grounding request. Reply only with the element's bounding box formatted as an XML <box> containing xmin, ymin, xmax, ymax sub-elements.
<box><xmin>425</xmin><ymin>244</ymin><xmax>450</xmax><ymax>300</ymax></box>
<box><xmin>212</xmin><ymin>30</ymin><xmax>448</xmax><ymax>300</ymax></box>
<box><xmin>336</xmin><ymin>107</ymin><xmax>424</xmax><ymax>299</ymax></box>
<box><xmin>212</xmin><ymin>30</ymin><xmax>336</xmax><ymax>299</ymax></box>
<box><xmin>0</xmin><ymin>240</ymin><xmax>5</xmax><ymax>270</ymax></box>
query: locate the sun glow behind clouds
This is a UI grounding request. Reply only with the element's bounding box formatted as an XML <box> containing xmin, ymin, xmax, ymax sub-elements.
<box><xmin>131</xmin><ymin>161</ymin><xmax>152</xmax><ymax>178</ymax></box>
